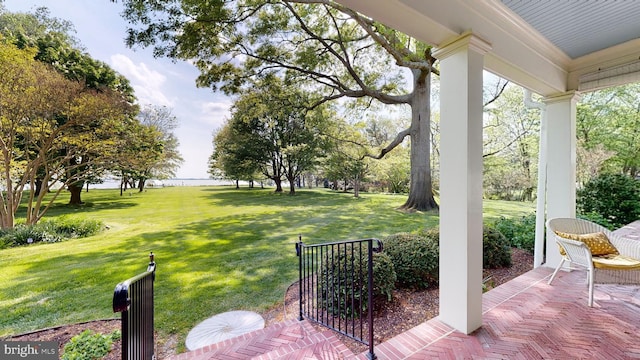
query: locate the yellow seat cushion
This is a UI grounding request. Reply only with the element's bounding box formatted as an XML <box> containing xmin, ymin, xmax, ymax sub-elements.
<box><xmin>592</xmin><ymin>254</ymin><xmax>640</xmax><ymax>270</ymax></box>
<box><xmin>554</xmin><ymin>231</ymin><xmax>619</xmax><ymax>256</ymax></box>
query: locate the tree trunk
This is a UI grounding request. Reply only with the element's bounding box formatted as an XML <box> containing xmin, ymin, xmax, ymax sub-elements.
<box><xmin>288</xmin><ymin>180</ymin><xmax>296</xmax><ymax>195</ymax></box>
<box><xmin>120</xmin><ymin>173</ymin><xmax>126</xmax><ymax>196</ymax></box>
<box><xmin>0</xmin><ymin>203</ymin><xmax>15</xmax><ymax>229</ymax></box>
<box><xmin>0</xmin><ymin>214</ymin><xmax>12</xmax><ymax>229</ymax></box>
<box><xmin>69</xmin><ymin>184</ymin><xmax>84</xmax><ymax>205</ymax></box>
<box><xmin>138</xmin><ymin>178</ymin><xmax>146</xmax><ymax>192</ymax></box>
<box><xmin>0</xmin><ymin>170</ymin><xmax>19</xmax><ymax>228</ymax></box>
<box><xmin>274</xmin><ymin>178</ymin><xmax>283</xmax><ymax>192</ymax></box>
<box><xmin>400</xmin><ymin>69</ymin><xmax>439</xmax><ymax>212</ymax></box>
<box><xmin>354</xmin><ymin>176</ymin><xmax>360</xmax><ymax>198</ymax></box>
<box><xmin>34</xmin><ymin>178</ymin><xmax>43</xmax><ymax>196</ymax></box>
<box><xmin>523</xmin><ymin>187</ymin><xmax>534</xmax><ymax>202</ymax></box>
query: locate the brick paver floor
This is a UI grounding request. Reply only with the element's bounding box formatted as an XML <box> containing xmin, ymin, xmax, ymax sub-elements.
<box><xmin>170</xmin><ymin>222</ymin><xmax>640</xmax><ymax>359</ymax></box>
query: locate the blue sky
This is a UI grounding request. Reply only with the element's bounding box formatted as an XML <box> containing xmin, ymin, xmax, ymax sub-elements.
<box><xmin>3</xmin><ymin>0</ymin><xmax>232</xmax><ymax>178</ymax></box>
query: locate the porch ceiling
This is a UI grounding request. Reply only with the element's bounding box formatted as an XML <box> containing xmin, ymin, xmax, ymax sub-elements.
<box><xmin>501</xmin><ymin>0</ymin><xmax>640</xmax><ymax>59</ymax></box>
<box><xmin>335</xmin><ymin>0</ymin><xmax>640</xmax><ymax>96</ymax></box>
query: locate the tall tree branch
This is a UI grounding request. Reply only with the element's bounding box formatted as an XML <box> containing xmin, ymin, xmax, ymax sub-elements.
<box><xmin>484</xmin><ymin>79</ymin><xmax>509</xmax><ymax>107</ymax></box>
<box><xmin>364</xmin><ymin>127</ymin><xmax>411</xmax><ymax>160</ymax></box>
<box><xmin>281</xmin><ymin>2</ymin><xmax>411</xmax><ymax>105</ymax></box>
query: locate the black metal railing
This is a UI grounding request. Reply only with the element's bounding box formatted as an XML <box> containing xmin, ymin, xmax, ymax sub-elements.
<box><xmin>113</xmin><ymin>252</ymin><xmax>157</xmax><ymax>360</ymax></box>
<box><xmin>296</xmin><ymin>237</ymin><xmax>382</xmax><ymax>360</ymax></box>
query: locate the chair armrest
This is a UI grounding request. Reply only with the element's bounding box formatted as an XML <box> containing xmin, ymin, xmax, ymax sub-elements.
<box><xmin>610</xmin><ymin>234</ymin><xmax>640</xmax><ymax>260</ymax></box>
<box><xmin>555</xmin><ymin>237</ymin><xmax>593</xmax><ymax>268</ymax></box>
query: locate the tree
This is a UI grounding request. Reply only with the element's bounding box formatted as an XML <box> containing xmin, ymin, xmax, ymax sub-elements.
<box><xmin>0</xmin><ymin>41</ymin><xmax>133</xmax><ymax>228</ymax></box>
<box><xmin>362</xmin><ymin>116</ymin><xmax>412</xmax><ymax>193</ymax></box>
<box><xmin>577</xmin><ymin>173</ymin><xmax>640</xmax><ymax>229</ymax></box>
<box><xmin>117</xmin><ymin>0</ymin><xmax>441</xmax><ymax>211</ymax></box>
<box><xmin>212</xmin><ymin>76</ymin><xmax>329</xmax><ymax>195</ymax></box>
<box><xmin>578</xmin><ymin>84</ymin><xmax>640</xmax><ymax>179</ymax></box>
<box><xmin>113</xmin><ymin>118</ymin><xmax>163</xmax><ymax>194</ymax></box>
<box><xmin>576</xmin><ymin>140</ymin><xmax>614</xmax><ymax>187</ymax></box>
<box><xmin>1</xmin><ymin>6</ymin><xmax>138</xmax><ymax>204</ymax></box>
<box><xmin>209</xmin><ymin>123</ymin><xmax>262</xmax><ymax>188</ymax></box>
<box><xmin>322</xmin><ymin>120</ymin><xmax>371</xmax><ymax>197</ymax></box>
<box><xmin>0</xmin><ymin>5</ymin><xmax>79</xmax><ymax>49</ymax></box>
<box><xmin>0</xmin><ymin>6</ymin><xmax>133</xmax><ymax>98</ymax></box>
<box><xmin>61</xmin><ymin>87</ymin><xmax>134</xmax><ymax>204</ymax></box>
<box><xmin>372</xmin><ymin>146</ymin><xmax>411</xmax><ymax>194</ymax></box>
<box><xmin>133</xmin><ymin>105</ymin><xmax>183</xmax><ymax>192</ymax></box>
<box><xmin>481</xmin><ymin>84</ymin><xmax>539</xmax><ymax>201</ymax></box>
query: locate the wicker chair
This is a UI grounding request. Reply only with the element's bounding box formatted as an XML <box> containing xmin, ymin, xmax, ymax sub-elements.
<box><xmin>547</xmin><ymin>217</ymin><xmax>640</xmax><ymax>307</ymax></box>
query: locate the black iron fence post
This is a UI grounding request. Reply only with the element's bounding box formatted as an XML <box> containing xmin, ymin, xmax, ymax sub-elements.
<box><xmin>296</xmin><ymin>235</ymin><xmax>303</xmax><ymax>321</ymax></box>
<box><xmin>367</xmin><ymin>239</ymin><xmax>376</xmax><ymax>360</ymax></box>
<box><xmin>113</xmin><ymin>252</ymin><xmax>157</xmax><ymax>360</ymax></box>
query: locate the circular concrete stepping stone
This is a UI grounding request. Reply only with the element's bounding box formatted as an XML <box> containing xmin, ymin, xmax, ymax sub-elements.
<box><xmin>185</xmin><ymin>310</ymin><xmax>265</xmax><ymax>350</ymax></box>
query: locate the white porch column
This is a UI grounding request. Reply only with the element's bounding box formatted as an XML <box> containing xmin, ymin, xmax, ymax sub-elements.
<box><xmin>543</xmin><ymin>91</ymin><xmax>580</xmax><ymax>268</ymax></box>
<box><xmin>434</xmin><ymin>33</ymin><xmax>490</xmax><ymax>334</ymax></box>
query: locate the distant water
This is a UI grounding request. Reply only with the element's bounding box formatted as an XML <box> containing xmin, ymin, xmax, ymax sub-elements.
<box><xmin>89</xmin><ymin>178</ymin><xmax>241</xmax><ymax>189</ymax></box>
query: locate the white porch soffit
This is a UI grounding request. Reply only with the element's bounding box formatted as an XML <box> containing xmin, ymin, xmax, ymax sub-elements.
<box><xmin>335</xmin><ymin>0</ymin><xmax>640</xmax><ymax>96</ymax></box>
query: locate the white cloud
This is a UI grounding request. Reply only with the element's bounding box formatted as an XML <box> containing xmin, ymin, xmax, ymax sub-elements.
<box><xmin>110</xmin><ymin>54</ymin><xmax>173</xmax><ymax>107</ymax></box>
<box><xmin>198</xmin><ymin>101</ymin><xmax>232</xmax><ymax>128</ymax></box>
<box><xmin>201</xmin><ymin>101</ymin><xmax>232</xmax><ymax>115</ymax></box>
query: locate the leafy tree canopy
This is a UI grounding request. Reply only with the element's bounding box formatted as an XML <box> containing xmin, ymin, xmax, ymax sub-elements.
<box><xmin>116</xmin><ymin>0</ymin><xmax>442</xmax><ymax>210</ymax></box>
<box><xmin>0</xmin><ymin>39</ymin><xmax>134</xmax><ymax>227</ymax></box>
<box><xmin>578</xmin><ymin>84</ymin><xmax>640</xmax><ymax>179</ymax></box>
<box><xmin>0</xmin><ymin>5</ymin><xmax>136</xmax><ymax>102</ymax></box>
<box><xmin>212</xmin><ymin>75</ymin><xmax>333</xmax><ymax>194</ymax></box>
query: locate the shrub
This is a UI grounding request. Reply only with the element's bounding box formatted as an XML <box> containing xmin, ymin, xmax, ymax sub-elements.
<box><xmin>62</xmin><ymin>329</ymin><xmax>120</xmax><ymax>360</ymax></box>
<box><xmin>0</xmin><ymin>224</ymin><xmax>64</xmax><ymax>246</ymax></box>
<box><xmin>0</xmin><ymin>228</ymin><xmax>11</xmax><ymax>249</ymax></box>
<box><xmin>42</xmin><ymin>216</ymin><xmax>103</xmax><ymax>238</ymax></box>
<box><xmin>578</xmin><ymin>212</ymin><xmax>615</xmax><ymax>230</ymax></box>
<box><xmin>372</xmin><ymin>251</ymin><xmax>396</xmax><ymax>301</ymax></box>
<box><xmin>385</xmin><ymin>226</ymin><xmax>513</xmax><ymax>289</ymax></box>
<box><xmin>383</xmin><ymin>231</ymin><xmax>439</xmax><ymax>290</ymax></box>
<box><xmin>0</xmin><ymin>217</ymin><xmax>103</xmax><ymax>248</ymax></box>
<box><xmin>493</xmin><ymin>214</ymin><xmax>536</xmax><ymax>253</ymax></box>
<box><xmin>319</xmin><ymin>245</ymin><xmax>397</xmax><ymax>317</ymax></box>
<box><xmin>482</xmin><ymin>225</ymin><xmax>512</xmax><ymax>269</ymax></box>
<box><xmin>577</xmin><ymin>173</ymin><xmax>640</xmax><ymax>229</ymax></box>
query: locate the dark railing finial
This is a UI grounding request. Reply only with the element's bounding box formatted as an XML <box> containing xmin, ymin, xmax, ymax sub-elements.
<box><xmin>147</xmin><ymin>252</ymin><xmax>156</xmax><ymax>274</ymax></box>
<box><xmin>374</xmin><ymin>239</ymin><xmax>383</xmax><ymax>253</ymax></box>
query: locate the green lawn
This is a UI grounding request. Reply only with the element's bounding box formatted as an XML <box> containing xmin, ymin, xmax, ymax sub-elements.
<box><xmin>0</xmin><ymin>186</ymin><xmax>534</xmax><ymax>348</ymax></box>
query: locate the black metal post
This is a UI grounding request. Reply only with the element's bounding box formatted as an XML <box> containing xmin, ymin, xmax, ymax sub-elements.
<box><xmin>296</xmin><ymin>236</ymin><xmax>304</xmax><ymax>321</ymax></box>
<box><xmin>367</xmin><ymin>239</ymin><xmax>376</xmax><ymax>360</ymax></box>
